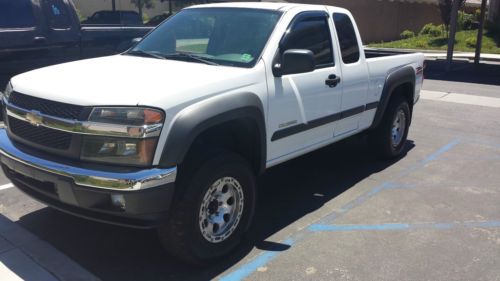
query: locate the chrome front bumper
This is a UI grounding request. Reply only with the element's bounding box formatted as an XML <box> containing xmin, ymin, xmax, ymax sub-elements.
<box><xmin>0</xmin><ymin>129</ymin><xmax>177</xmax><ymax>191</ymax></box>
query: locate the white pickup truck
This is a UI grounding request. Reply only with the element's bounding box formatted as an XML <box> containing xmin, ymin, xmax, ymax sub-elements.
<box><xmin>0</xmin><ymin>3</ymin><xmax>424</xmax><ymax>264</ymax></box>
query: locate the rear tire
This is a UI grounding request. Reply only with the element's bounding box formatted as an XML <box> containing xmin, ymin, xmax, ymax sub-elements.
<box><xmin>158</xmin><ymin>151</ymin><xmax>256</xmax><ymax>265</ymax></box>
<box><xmin>369</xmin><ymin>96</ymin><xmax>411</xmax><ymax>159</ymax></box>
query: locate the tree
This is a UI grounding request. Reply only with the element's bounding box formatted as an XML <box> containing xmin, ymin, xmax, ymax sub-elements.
<box><xmin>439</xmin><ymin>0</ymin><xmax>466</xmax><ymax>37</ymax></box>
<box><xmin>131</xmin><ymin>0</ymin><xmax>156</xmax><ymax>21</ymax></box>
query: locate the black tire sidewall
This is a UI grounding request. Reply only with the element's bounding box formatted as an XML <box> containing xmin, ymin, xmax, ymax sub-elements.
<box><xmin>386</xmin><ymin>99</ymin><xmax>411</xmax><ymax>156</ymax></box>
<box><xmin>161</xmin><ymin>152</ymin><xmax>256</xmax><ymax>263</ymax></box>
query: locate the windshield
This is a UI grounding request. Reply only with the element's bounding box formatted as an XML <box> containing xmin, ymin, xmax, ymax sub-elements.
<box><xmin>127</xmin><ymin>8</ymin><xmax>282</xmax><ymax>67</ymax></box>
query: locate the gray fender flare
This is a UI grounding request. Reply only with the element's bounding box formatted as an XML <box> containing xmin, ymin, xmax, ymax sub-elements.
<box><xmin>159</xmin><ymin>92</ymin><xmax>266</xmax><ymax>173</ymax></box>
<box><xmin>370</xmin><ymin>65</ymin><xmax>416</xmax><ymax>130</ymax></box>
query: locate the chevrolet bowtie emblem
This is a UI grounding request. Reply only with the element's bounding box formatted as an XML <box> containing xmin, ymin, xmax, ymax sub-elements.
<box><xmin>26</xmin><ymin>110</ymin><xmax>43</xmax><ymax>127</ymax></box>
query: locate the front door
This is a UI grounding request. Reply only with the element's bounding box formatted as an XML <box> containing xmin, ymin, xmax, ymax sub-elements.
<box><xmin>267</xmin><ymin>10</ymin><xmax>343</xmax><ymax>164</ymax></box>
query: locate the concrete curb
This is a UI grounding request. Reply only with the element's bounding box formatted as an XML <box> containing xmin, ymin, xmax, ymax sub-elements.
<box><xmin>0</xmin><ymin>215</ymin><xmax>100</xmax><ymax>281</ymax></box>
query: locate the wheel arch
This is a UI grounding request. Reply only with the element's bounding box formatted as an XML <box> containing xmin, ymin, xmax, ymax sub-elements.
<box><xmin>370</xmin><ymin>65</ymin><xmax>416</xmax><ymax>130</ymax></box>
<box><xmin>159</xmin><ymin>92</ymin><xmax>267</xmax><ymax>175</ymax></box>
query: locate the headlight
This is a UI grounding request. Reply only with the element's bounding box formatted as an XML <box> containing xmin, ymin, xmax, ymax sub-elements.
<box><xmin>88</xmin><ymin>107</ymin><xmax>163</xmax><ymax>125</ymax></box>
<box><xmin>81</xmin><ymin>107</ymin><xmax>164</xmax><ymax>166</ymax></box>
<box><xmin>81</xmin><ymin>136</ymin><xmax>158</xmax><ymax>166</ymax></box>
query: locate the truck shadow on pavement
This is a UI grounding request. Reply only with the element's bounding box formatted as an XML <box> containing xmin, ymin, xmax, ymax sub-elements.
<box><xmin>17</xmin><ymin>137</ymin><xmax>414</xmax><ymax>281</ymax></box>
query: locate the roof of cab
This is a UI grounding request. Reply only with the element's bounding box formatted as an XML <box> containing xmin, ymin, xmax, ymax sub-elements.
<box><xmin>187</xmin><ymin>2</ymin><xmax>320</xmax><ymax>12</ymax></box>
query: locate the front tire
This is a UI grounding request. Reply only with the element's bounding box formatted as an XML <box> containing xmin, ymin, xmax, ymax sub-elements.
<box><xmin>370</xmin><ymin>96</ymin><xmax>411</xmax><ymax>159</ymax></box>
<box><xmin>158</xmin><ymin>151</ymin><xmax>256</xmax><ymax>265</ymax></box>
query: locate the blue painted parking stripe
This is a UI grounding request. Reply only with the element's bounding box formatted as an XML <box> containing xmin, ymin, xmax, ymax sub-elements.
<box><xmin>308</xmin><ymin>221</ymin><xmax>500</xmax><ymax>232</ymax></box>
<box><xmin>309</xmin><ymin>223</ymin><xmax>410</xmax><ymax>232</ymax></box>
<box><xmin>421</xmin><ymin>138</ymin><xmax>461</xmax><ymax>165</ymax></box>
<box><xmin>219</xmin><ymin>238</ymin><xmax>295</xmax><ymax>281</ymax></box>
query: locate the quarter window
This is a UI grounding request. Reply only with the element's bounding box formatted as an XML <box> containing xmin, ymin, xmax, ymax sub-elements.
<box><xmin>0</xmin><ymin>0</ymin><xmax>35</xmax><ymax>28</ymax></box>
<box><xmin>282</xmin><ymin>15</ymin><xmax>333</xmax><ymax>67</ymax></box>
<box><xmin>333</xmin><ymin>13</ymin><xmax>360</xmax><ymax>64</ymax></box>
<box><xmin>42</xmin><ymin>0</ymin><xmax>71</xmax><ymax>29</ymax></box>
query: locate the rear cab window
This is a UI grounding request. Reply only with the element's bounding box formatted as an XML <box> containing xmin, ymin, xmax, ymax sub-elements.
<box><xmin>332</xmin><ymin>13</ymin><xmax>360</xmax><ymax>64</ymax></box>
<box><xmin>42</xmin><ymin>0</ymin><xmax>72</xmax><ymax>29</ymax></box>
<box><xmin>281</xmin><ymin>12</ymin><xmax>334</xmax><ymax>68</ymax></box>
<box><xmin>0</xmin><ymin>0</ymin><xmax>36</xmax><ymax>29</ymax></box>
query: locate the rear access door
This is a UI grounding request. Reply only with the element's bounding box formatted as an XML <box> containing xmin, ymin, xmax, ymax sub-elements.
<box><xmin>327</xmin><ymin>8</ymin><xmax>370</xmax><ymax>136</ymax></box>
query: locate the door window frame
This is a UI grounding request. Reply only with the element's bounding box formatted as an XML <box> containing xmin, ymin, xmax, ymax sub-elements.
<box><xmin>41</xmin><ymin>0</ymin><xmax>73</xmax><ymax>31</ymax></box>
<box><xmin>278</xmin><ymin>11</ymin><xmax>335</xmax><ymax>70</ymax></box>
<box><xmin>332</xmin><ymin>12</ymin><xmax>361</xmax><ymax>65</ymax></box>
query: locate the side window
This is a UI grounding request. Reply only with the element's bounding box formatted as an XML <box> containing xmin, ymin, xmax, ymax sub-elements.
<box><xmin>42</xmin><ymin>0</ymin><xmax>71</xmax><ymax>29</ymax></box>
<box><xmin>0</xmin><ymin>0</ymin><xmax>35</xmax><ymax>29</ymax></box>
<box><xmin>282</xmin><ymin>15</ymin><xmax>333</xmax><ymax>67</ymax></box>
<box><xmin>332</xmin><ymin>13</ymin><xmax>360</xmax><ymax>64</ymax></box>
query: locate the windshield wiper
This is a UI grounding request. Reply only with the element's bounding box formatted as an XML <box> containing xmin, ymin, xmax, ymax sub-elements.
<box><xmin>125</xmin><ymin>50</ymin><xmax>166</xmax><ymax>60</ymax></box>
<box><xmin>164</xmin><ymin>52</ymin><xmax>219</xmax><ymax>66</ymax></box>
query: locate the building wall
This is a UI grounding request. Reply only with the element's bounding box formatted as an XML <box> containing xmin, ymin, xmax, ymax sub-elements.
<box><xmin>289</xmin><ymin>0</ymin><xmax>442</xmax><ymax>43</ymax></box>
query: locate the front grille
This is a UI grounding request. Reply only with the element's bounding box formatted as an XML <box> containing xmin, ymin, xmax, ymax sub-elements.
<box><xmin>9</xmin><ymin>117</ymin><xmax>72</xmax><ymax>150</ymax></box>
<box><xmin>9</xmin><ymin>92</ymin><xmax>85</xmax><ymax>120</ymax></box>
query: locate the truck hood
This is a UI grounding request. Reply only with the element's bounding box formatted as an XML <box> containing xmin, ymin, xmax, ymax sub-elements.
<box><xmin>10</xmin><ymin>55</ymin><xmax>257</xmax><ymax>107</ymax></box>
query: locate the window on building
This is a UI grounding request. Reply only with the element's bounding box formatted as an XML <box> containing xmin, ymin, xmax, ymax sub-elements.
<box><xmin>0</xmin><ymin>0</ymin><xmax>35</xmax><ymax>29</ymax></box>
<box><xmin>333</xmin><ymin>13</ymin><xmax>360</xmax><ymax>64</ymax></box>
<box><xmin>281</xmin><ymin>15</ymin><xmax>334</xmax><ymax>67</ymax></box>
<box><xmin>42</xmin><ymin>0</ymin><xmax>71</xmax><ymax>29</ymax></box>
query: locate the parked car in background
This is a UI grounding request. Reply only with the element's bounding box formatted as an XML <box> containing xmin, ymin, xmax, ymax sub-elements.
<box><xmin>145</xmin><ymin>12</ymin><xmax>172</xmax><ymax>26</ymax></box>
<box><xmin>81</xmin><ymin>10</ymin><xmax>143</xmax><ymax>26</ymax></box>
<box><xmin>0</xmin><ymin>0</ymin><xmax>154</xmax><ymax>89</ymax></box>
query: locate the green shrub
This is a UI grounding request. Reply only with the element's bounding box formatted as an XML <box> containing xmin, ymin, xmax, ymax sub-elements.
<box><xmin>142</xmin><ymin>13</ymin><xmax>150</xmax><ymax>23</ymax></box>
<box><xmin>75</xmin><ymin>8</ymin><xmax>85</xmax><ymax>22</ymax></box>
<box><xmin>457</xmin><ymin>11</ymin><xmax>475</xmax><ymax>31</ymax></box>
<box><xmin>465</xmin><ymin>36</ymin><xmax>477</xmax><ymax>48</ymax></box>
<box><xmin>420</xmin><ymin>23</ymin><xmax>442</xmax><ymax>37</ymax></box>
<box><xmin>415</xmin><ymin>38</ymin><xmax>428</xmax><ymax>48</ymax></box>
<box><xmin>400</xmin><ymin>30</ymin><xmax>415</xmax><ymax>39</ymax></box>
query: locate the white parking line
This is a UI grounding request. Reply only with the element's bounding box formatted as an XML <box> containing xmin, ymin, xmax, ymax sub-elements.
<box><xmin>0</xmin><ymin>183</ymin><xmax>14</xmax><ymax>191</ymax></box>
<box><xmin>421</xmin><ymin>90</ymin><xmax>500</xmax><ymax>108</ymax></box>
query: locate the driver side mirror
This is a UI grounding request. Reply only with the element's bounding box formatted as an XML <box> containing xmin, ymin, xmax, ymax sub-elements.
<box><xmin>273</xmin><ymin>49</ymin><xmax>315</xmax><ymax>77</ymax></box>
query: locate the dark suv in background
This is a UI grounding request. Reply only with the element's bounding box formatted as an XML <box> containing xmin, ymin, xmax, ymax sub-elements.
<box><xmin>0</xmin><ymin>0</ymin><xmax>155</xmax><ymax>89</ymax></box>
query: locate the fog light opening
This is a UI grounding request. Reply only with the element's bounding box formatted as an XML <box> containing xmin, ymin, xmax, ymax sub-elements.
<box><xmin>111</xmin><ymin>194</ymin><xmax>126</xmax><ymax>210</ymax></box>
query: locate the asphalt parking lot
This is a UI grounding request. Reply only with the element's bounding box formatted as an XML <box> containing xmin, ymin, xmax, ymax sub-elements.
<box><xmin>0</xmin><ymin>60</ymin><xmax>499</xmax><ymax>281</ymax></box>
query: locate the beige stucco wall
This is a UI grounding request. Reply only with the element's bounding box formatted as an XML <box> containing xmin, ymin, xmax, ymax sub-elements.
<box><xmin>288</xmin><ymin>0</ymin><xmax>442</xmax><ymax>43</ymax></box>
